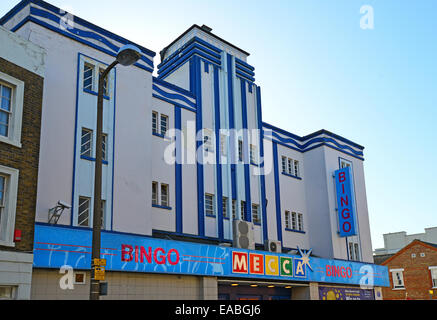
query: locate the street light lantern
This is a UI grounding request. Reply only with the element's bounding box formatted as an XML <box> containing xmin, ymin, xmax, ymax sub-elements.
<box><xmin>116</xmin><ymin>44</ymin><xmax>142</xmax><ymax>66</ymax></box>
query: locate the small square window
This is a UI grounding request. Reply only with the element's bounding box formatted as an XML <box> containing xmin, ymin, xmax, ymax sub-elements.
<box><xmin>420</xmin><ymin>252</ymin><xmax>426</xmax><ymax>258</ymax></box>
<box><xmin>411</xmin><ymin>253</ymin><xmax>416</xmax><ymax>258</ymax></box>
<box><xmin>74</xmin><ymin>272</ymin><xmax>86</xmax><ymax>285</ymax></box>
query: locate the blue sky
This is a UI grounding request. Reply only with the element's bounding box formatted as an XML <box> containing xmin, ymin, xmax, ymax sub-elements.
<box><xmin>1</xmin><ymin>0</ymin><xmax>436</xmax><ymax>250</ymax></box>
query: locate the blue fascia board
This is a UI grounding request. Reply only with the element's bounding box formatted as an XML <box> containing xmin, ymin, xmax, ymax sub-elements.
<box><xmin>235</xmin><ymin>62</ymin><xmax>255</xmax><ymax>77</ymax></box>
<box><xmin>158</xmin><ymin>40</ymin><xmax>221</xmax><ymax>71</ymax></box>
<box><xmin>159</xmin><ymin>36</ymin><xmax>222</xmax><ymax>68</ymax></box>
<box><xmin>153</xmin><ymin>77</ymin><xmax>196</xmax><ymax>99</ymax></box>
<box><xmin>1</xmin><ymin>0</ymin><xmax>156</xmax><ymax>58</ymax></box>
<box><xmin>152</xmin><ymin>94</ymin><xmax>196</xmax><ymax>113</ymax></box>
<box><xmin>235</xmin><ymin>57</ymin><xmax>255</xmax><ymax>71</ymax></box>
<box><xmin>158</xmin><ymin>46</ymin><xmax>221</xmax><ymax>77</ymax></box>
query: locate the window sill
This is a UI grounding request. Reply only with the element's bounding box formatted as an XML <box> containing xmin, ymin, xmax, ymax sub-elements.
<box><xmin>80</xmin><ymin>155</ymin><xmax>109</xmax><ymax>165</ymax></box>
<box><xmin>0</xmin><ymin>136</ymin><xmax>22</xmax><ymax>148</ymax></box>
<box><xmin>0</xmin><ymin>240</ymin><xmax>15</xmax><ymax>248</ymax></box>
<box><xmin>152</xmin><ymin>132</ymin><xmax>171</xmax><ymax>140</ymax></box>
<box><xmin>206</xmin><ymin>214</ymin><xmax>216</xmax><ymax>218</ymax></box>
<box><xmin>253</xmin><ymin>222</ymin><xmax>262</xmax><ymax>226</ymax></box>
<box><xmin>392</xmin><ymin>288</ymin><xmax>406</xmax><ymax>291</ymax></box>
<box><xmin>285</xmin><ymin>228</ymin><xmax>306</xmax><ymax>234</ymax></box>
<box><xmin>83</xmin><ymin>88</ymin><xmax>110</xmax><ymax>100</ymax></box>
<box><xmin>152</xmin><ymin>204</ymin><xmax>172</xmax><ymax>210</ymax></box>
<box><xmin>281</xmin><ymin>172</ymin><xmax>302</xmax><ymax>180</ymax></box>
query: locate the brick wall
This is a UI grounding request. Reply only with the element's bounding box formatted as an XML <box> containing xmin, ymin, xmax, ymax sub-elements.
<box><xmin>0</xmin><ymin>56</ymin><xmax>44</xmax><ymax>253</ymax></box>
<box><xmin>382</xmin><ymin>241</ymin><xmax>437</xmax><ymax>300</ymax></box>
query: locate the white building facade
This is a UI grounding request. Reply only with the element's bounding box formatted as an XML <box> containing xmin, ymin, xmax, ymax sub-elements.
<box><xmin>1</xmin><ymin>0</ymin><xmax>388</xmax><ymax>300</ymax></box>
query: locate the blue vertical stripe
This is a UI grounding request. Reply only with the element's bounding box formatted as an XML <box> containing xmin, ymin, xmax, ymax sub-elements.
<box><xmin>193</xmin><ymin>56</ymin><xmax>205</xmax><ymax>236</ymax></box>
<box><xmin>256</xmin><ymin>86</ymin><xmax>268</xmax><ymax>242</ymax></box>
<box><xmin>227</xmin><ymin>54</ymin><xmax>237</xmax><ymax>202</ymax></box>
<box><xmin>175</xmin><ymin>107</ymin><xmax>183</xmax><ymax>234</ymax></box>
<box><xmin>240</xmin><ymin>79</ymin><xmax>252</xmax><ymax>222</ymax></box>
<box><xmin>214</xmin><ymin>66</ymin><xmax>224</xmax><ymax>240</ymax></box>
<box><xmin>273</xmin><ymin>142</ymin><xmax>283</xmax><ymax>242</ymax></box>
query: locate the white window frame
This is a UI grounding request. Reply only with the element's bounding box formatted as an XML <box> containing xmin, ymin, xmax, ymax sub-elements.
<box><xmin>152</xmin><ymin>181</ymin><xmax>158</xmax><ymax>205</ymax></box>
<box><xmin>161</xmin><ymin>184</ymin><xmax>169</xmax><ymax>207</ymax></box>
<box><xmin>160</xmin><ymin>114</ymin><xmax>168</xmax><ymax>136</ymax></box>
<box><xmin>285</xmin><ymin>211</ymin><xmax>290</xmax><ymax>229</ymax></box>
<box><xmin>222</xmin><ymin>197</ymin><xmax>228</xmax><ymax>219</ymax></box>
<box><xmin>297</xmin><ymin>213</ymin><xmax>304</xmax><ymax>231</ymax></box>
<box><xmin>0</xmin><ymin>72</ymin><xmax>24</xmax><ymax>148</ymax></box>
<box><xmin>294</xmin><ymin>160</ymin><xmax>300</xmax><ymax>177</ymax></box>
<box><xmin>78</xmin><ymin>196</ymin><xmax>91</xmax><ymax>227</ymax></box>
<box><xmin>0</xmin><ymin>165</ymin><xmax>19</xmax><ymax>247</ymax></box>
<box><xmin>429</xmin><ymin>266</ymin><xmax>437</xmax><ymax>289</ymax></box>
<box><xmin>252</xmin><ymin>204</ymin><xmax>260</xmax><ymax>224</ymax></box>
<box><xmin>390</xmin><ymin>268</ymin><xmax>405</xmax><ymax>290</ymax></box>
<box><xmin>291</xmin><ymin>212</ymin><xmax>297</xmax><ymax>230</ymax></box>
<box><xmin>205</xmin><ymin>193</ymin><xmax>215</xmax><ymax>217</ymax></box>
<box><xmin>250</xmin><ymin>145</ymin><xmax>257</xmax><ymax>164</ymax></box>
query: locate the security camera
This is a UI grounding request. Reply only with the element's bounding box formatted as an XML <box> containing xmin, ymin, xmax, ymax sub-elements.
<box><xmin>57</xmin><ymin>201</ymin><xmax>71</xmax><ymax>210</ymax></box>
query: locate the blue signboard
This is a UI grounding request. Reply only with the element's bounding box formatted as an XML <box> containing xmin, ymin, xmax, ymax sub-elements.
<box><xmin>334</xmin><ymin>167</ymin><xmax>357</xmax><ymax>237</ymax></box>
<box><xmin>33</xmin><ymin>223</ymin><xmax>389</xmax><ymax>287</ymax></box>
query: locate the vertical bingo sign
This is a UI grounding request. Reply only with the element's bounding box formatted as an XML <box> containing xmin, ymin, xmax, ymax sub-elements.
<box><xmin>335</xmin><ymin>166</ymin><xmax>357</xmax><ymax>237</ymax></box>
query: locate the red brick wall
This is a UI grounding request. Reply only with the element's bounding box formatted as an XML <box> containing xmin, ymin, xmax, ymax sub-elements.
<box><xmin>382</xmin><ymin>242</ymin><xmax>437</xmax><ymax>300</ymax></box>
<box><xmin>0</xmin><ymin>57</ymin><xmax>44</xmax><ymax>253</ymax></box>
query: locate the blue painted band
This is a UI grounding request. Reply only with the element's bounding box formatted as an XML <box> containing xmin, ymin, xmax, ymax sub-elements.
<box><xmin>241</xmin><ymin>79</ymin><xmax>252</xmax><ymax>222</ymax></box>
<box><xmin>227</xmin><ymin>54</ymin><xmax>237</xmax><ymax>201</ymax></box>
<box><xmin>152</xmin><ymin>94</ymin><xmax>196</xmax><ymax>113</ymax></box>
<box><xmin>80</xmin><ymin>155</ymin><xmax>109</xmax><ymax>165</ymax></box>
<box><xmin>272</xmin><ymin>142</ymin><xmax>283</xmax><ymax>243</ymax></box>
<box><xmin>235</xmin><ymin>57</ymin><xmax>255</xmax><ymax>71</ymax></box>
<box><xmin>152</xmin><ymin>84</ymin><xmax>196</xmax><ymax>109</ymax></box>
<box><xmin>175</xmin><ymin>107</ymin><xmax>183</xmax><ymax>234</ymax></box>
<box><xmin>281</xmin><ymin>172</ymin><xmax>302</xmax><ymax>180</ymax></box>
<box><xmin>153</xmin><ymin>77</ymin><xmax>196</xmax><ymax>98</ymax></box>
<box><xmin>152</xmin><ymin>204</ymin><xmax>173</xmax><ymax>210</ymax></box>
<box><xmin>214</xmin><ymin>66</ymin><xmax>224</xmax><ymax>241</ymax></box>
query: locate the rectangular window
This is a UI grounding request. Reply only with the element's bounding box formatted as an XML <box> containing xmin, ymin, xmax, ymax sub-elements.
<box><xmin>354</xmin><ymin>243</ymin><xmax>360</xmax><ymax>261</ymax></box>
<box><xmin>205</xmin><ymin>194</ymin><xmax>215</xmax><ymax>217</ymax></box>
<box><xmin>291</xmin><ymin>212</ymin><xmax>297</xmax><ymax>230</ymax></box>
<box><xmin>298</xmin><ymin>213</ymin><xmax>304</xmax><ymax>231</ymax></box>
<box><xmin>102</xmin><ymin>133</ymin><xmax>108</xmax><ymax>161</ymax></box>
<box><xmin>340</xmin><ymin>159</ymin><xmax>352</xmax><ymax>169</ymax></box>
<box><xmin>160</xmin><ymin>114</ymin><xmax>168</xmax><ymax>136</ymax></box>
<box><xmin>81</xmin><ymin>128</ymin><xmax>93</xmax><ymax>158</ymax></box>
<box><xmin>238</xmin><ymin>140</ymin><xmax>243</xmax><ymax>162</ymax></box>
<box><xmin>83</xmin><ymin>63</ymin><xmax>94</xmax><ymax>91</ymax></box>
<box><xmin>0</xmin><ymin>84</ymin><xmax>12</xmax><ymax>138</ymax></box>
<box><xmin>232</xmin><ymin>200</ymin><xmax>236</xmax><ymax>219</ymax></box>
<box><xmin>294</xmin><ymin>160</ymin><xmax>300</xmax><ymax>177</ymax></box>
<box><xmin>288</xmin><ymin>158</ymin><xmax>293</xmax><ymax>175</ymax></box>
<box><xmin>161</xmin><ymin>184</ymin><xmax>169</xmax><ymax>207</ymax></box>
<box><xmin>152</xmin><ymin>111</ymin><xmax>158</xmax><ymax>134</ymax></box>
<box><xmin>222</xmin><ymin>197</ymin><xmax>228</xmax><ymax>218</ymax></box>
<box><xmin>0</xmin><ymin>286</ymin><xmax>16</xmax><ymax>300</ymax></box>
<box><xmin>281</xmin><ymin>156</ymin><xmax>287</xmax><ymax>173</ymax></box>
<box><xmin>285</xmin><ymin>211</ymin><xmax>290</xmax><ymax>229</ymax></box>
<box><xmin>240</xmin><ymin>201</ymin><xmax>246</xmax><ymax>220</ymax></box>
<box><xmin>220</xmin><ymin>134</ymin><xmax>227</xmax><ymax>156</ymax></box>
<box><xmin>0</xmin><ymin>175</ymin><xmax>5</xmax><ymax>229</ymax></box>
<box><xmin>252</xmin><ymin>204</ymin><xmax>260</xmax><ymax>224</ymax></box>
<box><xmin>430</xmin><ymin>267</ymin><xmax>437</xmax><ymax>288</ymax></box>
<box><xmin>152</xmin><ymin>181</ymin><xmax>158</xmax><ymax>205</ymax></box>
<box><xmin>78</xmin><ymin>197</ymin><xmax>91</xmax><ymax>227</ymax></box>
<box><xmin>250</xmin><ymin>145</ymin><xmax>256</xmax><ymax>164</ymax></box>
<box><xmin>391</xmin><ymin>270</ymin><xmax>405</xmax><ymax>289</ymax></box>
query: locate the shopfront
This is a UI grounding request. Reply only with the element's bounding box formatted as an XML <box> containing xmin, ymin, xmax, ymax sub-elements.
<box><xmin>31</xmin><ymin>223</ymin><xmax>389</xmax><ymax>300</ymax></box>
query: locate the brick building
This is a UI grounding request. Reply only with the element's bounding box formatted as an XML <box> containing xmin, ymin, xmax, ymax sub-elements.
<box><xmin>0</xmin><ymin>25</ymin><xmax>45</xmax><ymax>299</ymax></box>
<box><xmin>376</xmin><ymin>240</ymin><xmax>437</xmax><ymax>300</ymax></box>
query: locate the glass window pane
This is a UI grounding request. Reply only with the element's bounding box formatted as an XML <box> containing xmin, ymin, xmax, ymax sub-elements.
<box><xmin>83</xmin><ymin>64</ymin><xmax>94</xmax><ymax>90</ymax></box>
<box><xmin>0</xmin><ymin>111</ymin><xmax>8</xmax><ymax>137</ymax></box>
<box><xmin>78</xmin><ymin>197</ymin><xmax>90</xmax><ymax>227</ymax></box>
<box><xmin>161</xmin><ymin>184</ymin><xmax>169</xmax><ymax>206</ymax></box>
<box><xmin>222</xmin><ymin>197</ymin><xmax>228</xmax><ymax>218</ymax></box>
<box><xmin>81</xmin><ymin>129</ymin><xmax>93</xmax><ymax>157</ymax></box>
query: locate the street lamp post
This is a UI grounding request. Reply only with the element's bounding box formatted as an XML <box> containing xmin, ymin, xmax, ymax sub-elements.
<box><xmin>90</xmin><ymin>44</ymin><xmax>142</xmax><ymax>300</ymax></box>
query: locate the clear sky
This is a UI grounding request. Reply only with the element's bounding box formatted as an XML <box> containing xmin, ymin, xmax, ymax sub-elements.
<box><xmin>1</xmin><ymin>0</ymin><xmax>436</xmax><ymax>250</ymax></box>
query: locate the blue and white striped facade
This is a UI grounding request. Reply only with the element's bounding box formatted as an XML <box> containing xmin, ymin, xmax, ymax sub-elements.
<box><xmin>1</xmin><ymin>0</ymin><xmax>374</xmax><ymax>267</ymax></box>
